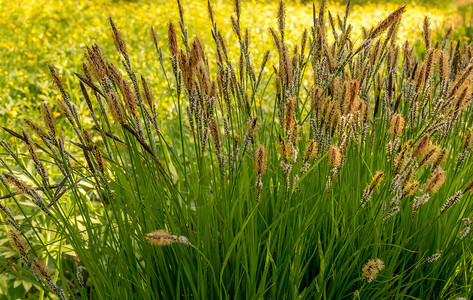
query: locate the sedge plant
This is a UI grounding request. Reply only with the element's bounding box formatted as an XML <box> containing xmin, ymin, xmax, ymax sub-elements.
<box><xmin>1</xmin><ymin>0</ymin><xmax>473</xmax><ymax>299</ymax></box>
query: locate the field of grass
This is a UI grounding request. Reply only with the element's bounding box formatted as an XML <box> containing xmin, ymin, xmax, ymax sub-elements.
<box><xmin>2</xmin><ymin>0</ymin><xmax>473</xmax><ymax>299</ymax></box>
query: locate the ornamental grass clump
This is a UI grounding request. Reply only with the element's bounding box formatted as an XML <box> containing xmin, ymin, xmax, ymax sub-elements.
<box><xmin>1</xmin><ymin>0</ymin><xmax>473</xmax><ymax>299</ymax></box>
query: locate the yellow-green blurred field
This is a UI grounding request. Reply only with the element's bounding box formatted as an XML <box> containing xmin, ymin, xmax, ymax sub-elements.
<box><xmin>0</xmin><ymin>0</ymin><xmax>468</xmax><ymax>134</ymax></box>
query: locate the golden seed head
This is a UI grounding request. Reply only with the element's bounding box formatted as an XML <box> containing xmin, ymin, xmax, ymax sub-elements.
<box><xmin>362</xmin><ymin>258</ymin><xmax>385</xmax><ymax>283</ymax></box>
<box><xmin>358</xmin><ymin>100</ymin><xmax>369</xmax><ymax>123</ymax></box>
<box><xmin>394</xmin><ymin>144</ymin><xmax>410</xmax><ymax>173</ymax></box>
<box><xmin>120</xmin><ymin>79</ymin><xmax>138</xmax><ymax>116</ymax></box>
<box><xmin>106</xmin><ymin>90</ymin><xmax>126</xmax><ymax>125</ymax></box>
<box><xmin>278</xmin><ymin>140</ymin><xmax>291</xmax><ymax>162</ymax></box>
<box><xmin>146</xmin><ymin>230</ymin><xmax>177</xmax><ymax>246</ymax></box>
<box><xmin>32</xmin><ymin>258</ymin><xmax>51</xmax><ymax>280</ymax></box>
<box><xmin>439</xmin><ymin>50</ymin><xmax>449</xmax><ymax>81</ymax></box>
<box><xmin>8</xmin><ymin>229</ymin><xmax>28</xmax><ymax>257</ymax></box>
<box><xmin>389</xmin><ymin>113</ymin><xmax>404</xmax><ymax>137</ymax></box>
<box><xmin>403</xmin><ymin>180</ymin><xmax>420</xmax><ymax>197</ymax></box>
<box><xmin>369</xmin><ymin>171</ymin><xmax>385</xmax><ymax>190</ymax></box>
<box><xmin>328</xmin><ymin>145</ymin><xmax>341</xmax><ymax>168</ymax></box>
<box><xmin>424</xmin><ymin>169</ymin><xmax>446</xmax><ymax>194</ymax></box>
<box><xmin>254</xmin><ymin>145</ymin><xmax>268</xmax><ymax>175</ymax></box>
<box><xmin>24</xmin><ymin>119</ymin><xmax>49</xmax><ymax>140</ymax></box>
<box><xmin>369</xmin><ymin>5</ymin><xmax>406</xmax><ymax>39</ymax></box>
<box><xmin>432</xmin><ymin>148</ymin><xmax>447</xmax><ymax>169</ymax></box>
<box><xmin>418</xmin><ymin>144</ymin><xmax>440</xmax><ymax>167</ymax></box>
<box><xmin>304</xmin><ymin>140</ymin><xmax>318</xmax><ymax>161</ymax></box>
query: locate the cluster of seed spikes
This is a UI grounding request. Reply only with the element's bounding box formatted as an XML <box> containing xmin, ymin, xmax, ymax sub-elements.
<box><xmin>2</xmin><ymin>0</ymin><xmax>473</xmax><ymax>297</ymax></box>
<box><xmin>7</xmin><ymin>229</ymin><xmax>66</xmax><ymax>299</ymax></box>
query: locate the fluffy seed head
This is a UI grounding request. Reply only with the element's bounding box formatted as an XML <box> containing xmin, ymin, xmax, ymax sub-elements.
<box><xmin>362</xmin><ymin>258</ymin><xmax>385</xmax><ymax>282</ymax></box>
<box><xmin>254</xmin><ymin>145</ymin><xmax>268</xmax><ymax>175</ymax></box>
<box><xmin>285</xmin><ymin>97</ymin><xmax>295</xmax><ymax>131</ymax></box>
<box><xmin>41</xmin><ymin>102</ymin><xmax>56</xmax><ymax>137</ymax></box>
<box><xmin>8</xmin><ymin>229</ymin><xmax>28</xmax><ymax>257</ymax></box>
<box><xmin>369</xmin><ymin>171</ymin><xmax>385</xmax><ymax>189</ymax></box>
<box><xmin>146</xmin><ymin>230</ymin><xmax>177</xmax><ymax>246</ymax></box>
<box><xmin>369</xmin><ymin>6</ymin><xmax>406</xmax><ymax>39</ymax></box>
<box><xmin>32</xmin><ymin>258</ymin><xmax>51</xmax><ymax>280</ymax></box>
<box><xmin>109</xmin><ymin>17</ymin><xmax>128</xmax><ymax>58</ymax></box>
<box><xmin>168</xmin><ymin>21</ymin><xmax>178</xmax><ymax>57</ymax></box>
<box><xmin>304</xmin><ymin>140</ymin><xmax>318</xmax><ymax>161</ymax></box>
<box><xmin>424</xmin><ymin>169</ymin><xmax>446</xmax><ymax>194</ymax></box>
<box><xmin>389</xmin><ymin>113</ymin><xmax>405</xmax><ymax>137</ymax></box>
<box><xmin>412</xmin><ymin>134</ymin><xmax>430</xmax><ymax>159</ymax></box>
<box><xmin>462</xmin><ymin>128</ymin><xmax>473</xmax><ymax>150</ymax></box>
<box><xmin>4</xmin><ymin>174</ymin><xmax>31</xmax><ymax>196</ymax></box>
<box><xmin>328</xmin><ymin>145</ymin><xmax>341</xmax><ymax>167</ymax></box>
<box><xmin>403</xmin><ymin>180</ymin><xmax>420</xmax><ymax>197</ymax></box>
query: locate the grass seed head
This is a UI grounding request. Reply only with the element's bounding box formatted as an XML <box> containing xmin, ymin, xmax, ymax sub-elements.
<box><xmin>362</xmin><ymin>258</ymin><xmax>385</xmax><ymax>283</ymax></box>
<box><xmin>389</xmin><ymin>113</ymin><xmax>405</xmax><ymax>137</ymax></box>
<box><xmin>109</xmin><ymin>17</ymin><xmax>128</xmax><ymax>59</ymax></box>
<box><xmin>424</xmin><ymin>169</ymin><xmax>446</xmax><ymax>194</ymax></box>
<box><xmin>8</xmin><ymin>229</ymin><xmax>29</xmax><ymax>257</ymax></box>
<box><xmin>32</xmin><ymin>258</ymin><xmax>51</xmax><ymax>281</ymax></box>
<box><xmin>328</xmin><ymin>145</ymin><xmax>341</xmax><ymax>167</ymax></box>
<box><xmin>146</xmin><ymin>230</ymin><xmax>178</xmax><ymax>246</ymax></box>
<box><xmin>413</xmin><ymin>134</ymin><xmax>430</xmax><ymax>159</ymax></box>
<box><xmin>369</xmin><ymin>171</ymin><xmax>385</xmax><ymax>190</ymax></box>
<box><xmin>254</xmin><ymin>145</ymin><xmax>268</xmax><ymax>175</ymax></box>
<box><xmin>168</xmin><ymin>21</ymin><xmax>178</xmax><ymax>57</ymax></box>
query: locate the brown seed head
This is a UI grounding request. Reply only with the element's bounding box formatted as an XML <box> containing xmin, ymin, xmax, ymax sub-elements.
<box><xmin>48</xmin><ymin>65</ymin><xmax>65</xmax><ymax>94</ymax></box>
<box><xmin>403</xmin><ymin>180</ymin><xmax>420</xmax><ymax>197</ymax></box>
<box><xmin>32</xmin><ymin>258</ymin><xmax>51</xmax><ymax>281</ymax></box>
<box><xmin>389</xmin><ymin>113</ymin><xmax>405</xmax><ymax>137</ymax></box>
<box><xmin>362</xmin><ymin>258</ymin><xmax>385</xmax><ymax>283</ymax></box>
<box><xmin>412</xmin><ymin>134</ymin><xmax>430</xmax><ymax>159</ymax></box>
<box><xmin>146</xmin><ymin>230</ymin><xmax>177</xmax><ymax>246</ymax></box>
<box><xmin>109</xmin><ymin>17</ymin><xmax>128</xmax><ymax>59</ymax></box>
<box><xmin>168</xmin><ymin>21</ymin><xmax>178</xmax><ymax>57</ymax></box>
<box><xmin>328</xmin><ymin>145</ymin><xmax>341</xmax><ymax>167</ymax></box>
<box><xmin>424</xmin><ymin>169</ymin><xmax>446</xmax><ymax>194</ymax></box>
<box><xmin>464</xmin><ymin>178</ymin><xmax>473</xmax><ymax>194</ymax></box>
<box><xmin>8</xmin><ymin>229</ymin><xmax>29</xmax><ymax>257</ymax></box>
<box><xmin>41</xmin><ymin>102</ymin><xmax>56</xmax><ymax>138</ymax></box>
<box><xmin>304</xmin><ymin>140</ymin><xmax>318</xmax><ymax>161</ymax></box>
<box><xmin>369</xmin><ymin>6</ymin><xmax>406</xmax><ymax>39</ymax></box>
<box><xmin>254</xmin><ymin>145</ymin><xmax>268</xmax><ymax>175</ymax></box>
<box><xmin>285</xmin><ymin>97</ymin><xmax>295</xmax><ymax>131</ymax></box>
<box><xmin>106</xmin><ymin>90</ymin><xmax>126</xmax><ymax>125</ymax></box>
